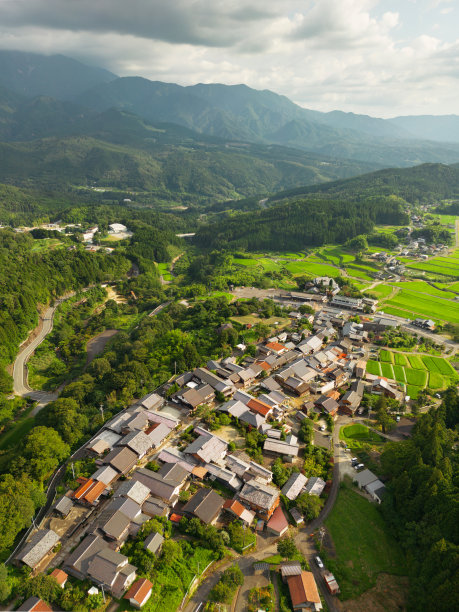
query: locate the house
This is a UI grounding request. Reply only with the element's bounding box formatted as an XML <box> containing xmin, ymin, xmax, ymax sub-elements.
<box><xmin>182</xmin><ymin>488</ymin><xmax>225</xmax><ymax>525</ymax></box>
<box><xmin>142</xmin><ymin>498</ymin><xmax>169</xmax><ymax>518</ymax></box>
<box><xmin>184</xmin><ymin>431</ymin><xmax>228</xmax><ymax>464</ymax></box>
<box><xmin>87</xmin><ymin>548</ymin><xmax>137</xmax><ymax>598</ymax></box>
<box><xmin>287</xmin><ymin>571</ymin><xmax>322</xmax><ymax>611</ymax></box>
<box><xmin>260</xmin><ymin>376</ymin><xmax>282</xmax><ymax>391</ymax></box>
<box><xmin>143</xmin><ymin>532</ymin><xmax>164</xmax><ymax>555</ymax></box>
<box><xmin>17</xmin><ymin>597</ymin><xmax>53</xmax><ymax>612</ymax></box>
<box><xmin>225</xmin><ymin>454</ymin><xmax>273</xmax><ymax>484</ymax></box>
<box><xmin>289</xmin><ymin>508</ymin><xmax>304</xmax><ymax>525</ymax></box>
<box><xmin>365</xmin><ymin>479</ymin><xmax>387</xmax><ymax>504</ymax></box>
<box><xmin>91</xmin><ymin>465</ymin><xmax>119</xmax><ymax>486</ymax></box>
<box><xmin>87</xmin><ymin>438</ymin><xmax>110</xmax><ymax>456</ymax></box>
<box><xmin>132</xmin><ymin>463</ymin><xmax>188</xmax><ymax>504</ymax></box>
<box><xmin>237</xmin><ymin>479</ymin><xmax>280</xmax><ymax>520</ymax></box>
<box><xmin>103</xmin><ymin>446</ymin><xmax>138</xmax><ymax>475</ymax></box>
<box><xmin>193</xmin><ymin>367</ymin><xmax>234</xmax><ymax>396</ymax></box>
<box><xmin>238</xmin><ymin>410</ymin><xmax>266</xmax><ymax>430</ymax></box>
<box><xmin>205</xmin><ymin>462</ymin><xmax>243</xmax><ymax>490</ymax></box>
<box><xmin>371</xmin><ymin>378</ymin><xmax>403</xmax><ymax>401</ymax></box>
<box><xmin>282</xmin><ymin>376</ymin><xmax>309</xmax><ymax>396</ymax></box>
<box><xmin>355</xmin><ymin>360</ymin><xmax>367</xmax><ymax>379</ymax></box>
<box><xmin>16</xmin><ymin>529</ymin><xmax>60</xmax><ymax>569</ymax></box>
<box><xmin>140</xmin><ymin>392</ymin><xmax>164</xmax><ymax>411</ymax></box>
<box><xmin>331</xmin><ymin>295</ymin><xmax>363</xmax><ymax>310</ymax></box>
<box><xmin>297</xmin><ymin>336</ymin><xmax>323</xmax><ymax>355</ymax></box>
<box><xmin>314</xmin><ymin>396</ymin><xmax>339</xmax><ymax>418</ymax></box>
<box><xmin>280</xmin><ymin>561</ymin><xmax>302</xmax><ymax>582</ymax></box>
<box><xmin>177</xmin><ymin>386</ymin><xmax>214</xmax><ymax>410</ymax></box>
<box><xmin>354</xmin><ymin>468</ymin><xmax>379</xmax><ymax>490</ymax></box>
<box><xmin>124</xmin><ymin>578</ymin><xmax>153</xmax><ymax>609</ymax></box>
<box><xmin>304</xmin><ymin>477</ymin><xmax>326</xmax><ymax>497</ymax></box>
<box><xmin>223</xmin><ymin>499</ymin><xmax>255</xmax><ymax>525</ymax></box>
<box><xmin>64</xmin><ymin>534</ymin><xmax>107</xmax><ymax>581</ymax></box>
<box><xmin>50</xmin><ymin>569</ymin><xmax>68</xmax><ymax>588</ymax></box>
<box><xmin>147</xmin><ymin>422</ymin><xmax>173</xmax><ymax>448</ymax></box>
<box><xmin>339</xmin><ymin>390</ymin><xmax>361</xmax><ymax>416</ymax></box>
<box><xmin>94</xmin><ymin>508</ymin><xmax>131</xmax><ymax>543</ymax></box>
<box><xmin>264</xmin><ymin>439</ymin><xmax>299</xmax><ymax>458</ymax></box>
<box><xmin>266</xmin><ymin>505</ymin><xmax>289</xmax><ymax>536</ymax></box>
<box><xmin>281</xmin><ymin>472</ymin><xmax>308</xmax><ymax>501</ymax></box>
<box><xmin>114</xmin><ymin>480</ymin><xmax>151</xmax><ymax>505</ymax></box>
<box><xmin>118</xmin><ymin>431</ymin><xmax>154</xmax><ymax>459</ymax></box>
<box><xmin>54</xmin><ymin>495</ymin><xmax>74</xmax><ymax>518</ymax></box>
<box><xmin>247</xmin><ymin>397</ymin><xmax>273</xmax><ymax>418</ymax></box>
<box><xmin>265</xmin><ymin>341</ymin><xmax>288</xmax><ymax>355</ymax></box>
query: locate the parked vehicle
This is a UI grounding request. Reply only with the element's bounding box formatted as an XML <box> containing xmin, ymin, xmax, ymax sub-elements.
<box><xmin>351</xmin><ymin>457</ymin><xmax>358</xmax><ymax>465</ymax></box>
<box><xmin>354</xmin><ymin>463</ymin><xmax>364</xmax><ymax>470</ymax></box>
<box><xmin>315</xmin><ymin>556</ymin><xmax>324</xmax><ymax>569</ymax></box>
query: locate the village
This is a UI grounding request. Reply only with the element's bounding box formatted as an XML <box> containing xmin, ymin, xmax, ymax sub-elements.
<box><xmin>12</xmin><ymin>275</ymin><xmax>427</xmax><ymax>612</ymax></box>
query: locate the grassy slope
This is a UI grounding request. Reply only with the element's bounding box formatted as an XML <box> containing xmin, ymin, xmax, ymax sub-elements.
<box><xmin>324</xmin><ymin>483</ymin><xmax>407</xmax><ymax>600</ymax></box>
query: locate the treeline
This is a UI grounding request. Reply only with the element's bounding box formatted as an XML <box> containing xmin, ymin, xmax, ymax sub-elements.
<box><xmin>434</xmin><ymin>201</ymin><xmax>459</xmax><ymax>215</ymax></box>
<box><xmin>0</xmin><ymin>230</ymin><xmax>130</xmax><ymax>389</ymax></box>
<box><xmin>380</xmin><ymin>387</ymin><xmax>459</xmax><ymax>611</ymax></box>
<box><xmin>194</xmin><ymin>197</ymin><xmax>409</xmax><ymax>251</ymax></box>
<box><xmin>269</xmin><ymin>163</ymin><xmax>459</xmax><ymax>205</ymax></box>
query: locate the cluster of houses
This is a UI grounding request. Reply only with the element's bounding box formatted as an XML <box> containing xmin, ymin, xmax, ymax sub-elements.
<box><xmin>14</xmin><ymin>297</ymin><xmax>412</xmax><ymax>609</ymax></box>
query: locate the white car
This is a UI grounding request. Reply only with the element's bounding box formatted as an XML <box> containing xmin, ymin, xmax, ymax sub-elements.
<box><xmin>319</xmin><ymin>425</ymin><xmax>325</xmax><ymax>431</ymax></box>
<box><xmin>315</xmin><ymin>556</ymin><xmax>324</xmax><ymax>569</ymax></box>
<box><xmin>354</xmin><ymin>463</ymin><xmax>364</xmax><ymax>470</ymax></box>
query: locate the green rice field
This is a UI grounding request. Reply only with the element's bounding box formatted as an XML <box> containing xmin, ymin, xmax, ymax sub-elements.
<box><xmin>382</xmin><ymin>289</ymin><xmax>459</xmax><ymax>324</ymax></box>
<box><xmin>367</xmin><ymin>351</ymin><xmax>458</xmax><ymax>396</ymax></box>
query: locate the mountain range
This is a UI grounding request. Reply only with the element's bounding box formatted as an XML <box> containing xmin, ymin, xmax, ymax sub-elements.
<box><xmin>1</xmin><ymin>50</ymin><xmax>459</xmax><ymax>203</ymax></box>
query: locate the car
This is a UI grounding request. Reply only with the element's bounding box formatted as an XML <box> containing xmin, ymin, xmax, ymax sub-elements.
<box><xmin>435</xmin><ymin>393</ymin><xmax>441</xmax><ymax>399</ymax></box>
<box><xmin>396</xmin><ymin>416</ymin><xmax>400</xmax><ymax>422</ymax></box>
<box><xmin>319</xmin><ymin>425</ymin><xmax>325</xmax><ymax>431</ymax></box>
<box><xmin>344</xmin><ymin>448</ymin><xmax>351</xmax><ymax>452</ymax></box>
<box><xmin>315</xmin><ymin>556</ymin><xmax>324</xmax><ymax>569</ymax></box>
<box><xmin>354</xmin><ymin>463</ymin><xmax>364</xmax><ymax>470</ymax></box>
<box><xmin>351</xmin><ymin>457</ymin><xmax>358</xmax><ymax>464</ymax></box>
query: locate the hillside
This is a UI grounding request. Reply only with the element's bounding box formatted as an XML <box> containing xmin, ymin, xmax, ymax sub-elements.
<box><xmin>268</xmin><ymin>163</ymin><xmax>459</xmax><ymax>205</ymax></box>
<box><xmin>389</xmin><ymin>115</ymin><xmax>459</xmax><ymax>143</ymax></box>
<box><xmin>193</xmin><ymin>196</ymin><xmax>409</xmax><ymax>252</ymax></box>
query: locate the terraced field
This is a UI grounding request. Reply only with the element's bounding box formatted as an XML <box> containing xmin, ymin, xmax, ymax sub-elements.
<box><xmin>367</xmin><ymin>351</ymin><xmax>458</xmax><ymax>398</ymax></box>
<box><xmin>382</xmin><ymin>289</ymin><xmax>459</xmax><ymax>324</ymax></box>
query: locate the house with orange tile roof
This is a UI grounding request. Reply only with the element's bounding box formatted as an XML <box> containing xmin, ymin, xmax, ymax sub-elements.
<box><xmin>50</xmin><ymin>568</ymin><xmax>68</xmax><ymax>588</ymax></box>
<box><xmin>17</xmin><ymin>597</ymin><xmax>53</xmax><ymax>612</ymax></box>
<box><xmin>287</xmin><ymin>571</ymin><xmax>322</xmax><ymax>610</ymax></box>
<box><xmin>124</xmin><ymin>578</ymin><xmax>153</xmax><ymax>609</ymax></box>
<box><xmin>247</xmin><ymin>398</ymin><xmax>273</xmax><ymax>418</ymax></box>
<box><xmin>223</xmin><ymin>499</ymin><xmax>255</xmax><ymax>525</ymax></box>
<box><xmin>266</xmin><ymin>505</ymin><xmax>289</xmax><ymax>536</ymax></box>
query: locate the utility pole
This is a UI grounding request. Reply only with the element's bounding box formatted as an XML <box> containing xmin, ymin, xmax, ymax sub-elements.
<box><xmin>101</xmin><ymin>585</ymin><xmax>105</xmax><ymax>603</ymax></box>
<box><xmin>99</xmin><ymin>403</ymin><xmax>104</xmax><ymax>421</ymax></box>
<box><xmin>71</xmin><ymin>462</ymin><xmax>75</xmax><ymax>479</ymax></box>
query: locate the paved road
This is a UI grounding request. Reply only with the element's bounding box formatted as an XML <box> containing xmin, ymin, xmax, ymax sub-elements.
<box><xmin>12</xmin><ymin>300</ymin><xmax>65</xmax><ymax>397</ymax></box>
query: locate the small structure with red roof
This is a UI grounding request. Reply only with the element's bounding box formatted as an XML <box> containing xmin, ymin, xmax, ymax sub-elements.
<box><xmin>50</xmin><ymin>568</ymin><xmax>68</xmax><ymax>588</ymax></box>
<box><xmin>266</xmin><ymin>505</ymin><xmax>289</xmax><ymax>536</ymax></box>
<box><xmin>124</xmin><ymin>578</ymin><xmax>153</xmax><ymax>609</ymax></box>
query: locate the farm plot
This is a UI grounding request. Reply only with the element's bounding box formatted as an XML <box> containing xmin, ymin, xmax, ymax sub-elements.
<box><xmin>384</xmin><ymin>290</ymin><xmax>459</xmax><ymax>324</ymax></box>
<box><xmin>405</xmin><ymin>368</ymin><xmax>428</xmax><ymax>386</ymax></box>
<box><xmin>406</xmin><ymin>385</ymin><xmax>421</xmax><ymax>399</ymax></box>
<box><xmin>380</xmin><ymin>350</ymin><xmax>394</xmax><ymax>363</ymax></box>
<box><xmin>392</xmin><ymin>281</ymin><xmax>458</xmax><ymax>299</ymax></box>
<box><xmin>428</xmin><ymin>372</ymin><xmax>445</xmax><ymax>389</ymax></box>
<box><xmin>284</xmin><ymin>261</ymin><xmax>341</xmax><ymax>277</ymax></box>
<box><xmin>394</xmin><ymin>353</ymin><xmax>408</xmax><ymax>366</ymax></box>
<box><xmin>422</xmin><ymin>356</ymin><xmax>459</xmax><ymax>378</ymax></box>
<box><xmin>407</xmin><ymin>355</ymin><xmax>426</xmax><ymax>370</ymax></box>
<box><xmin>380</xmin><ymin>362</ymin><xmax>395</xmax><ymax>379</ymax></box>
<box><xmin>408</xmin><ymin>260</ymin><xmax>459</xmax><ymax>277</ymax></box>
<box><xmin>368</xmin><ymin>284</ymin><xmax>394</xmax><ymax>299</ymax></box>
<box><xmin>393</xmin><ymin>365</ymin><xmax>406</xmax><ymax>384</ymax></box>
<box><xmin>366</xmin><ymin>360</ymin><xmax>381</xmax><ymax>376</ymax></box>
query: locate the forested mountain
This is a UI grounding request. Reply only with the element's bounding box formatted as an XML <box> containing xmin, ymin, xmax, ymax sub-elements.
<box><xmin>0</xmin><ymin>96</ymin><xmax>379</xmax><ymax>202</ymax></box>
<box><xmin>389</xmin><ymin>115</ymin><xmax>459</xmax><ymax>144</ymax></box>
<box><xmin>0</xmin><ymin>50</ymin><xmax>116</xmax><ymax>100</ymax></box>
<box><xmin>194</xmin><ymin>197</ymin><xmax>409</xmax><ymax>252</ymax></box>
<box><xmin>381</xmin><ymin>389</ymin><xmax>459</xmax><ymax>611</ymax></box>
<box><xmin>268</xmin><ymin>163</ymin><xmax>459</xmax><ymax>205</ymax></box>
<box><xmin>75</xmin><ymin>76</ymin><xmax>459</xmax><ymax>167</ymax></box>
<box><xmin>0</xmin><ymin>51</ymin><xmax>458</xmax><ymax>170</ymax></box>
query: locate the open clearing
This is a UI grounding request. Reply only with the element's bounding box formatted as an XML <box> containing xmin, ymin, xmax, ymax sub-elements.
<box><xmin>324</xmin><ymin>483</ymin><xmax>407</xmax><ymax>600</ymax></box>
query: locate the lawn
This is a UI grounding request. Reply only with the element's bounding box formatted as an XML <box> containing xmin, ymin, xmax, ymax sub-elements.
<box><xmin>324</xmin><ymin>483</ymin><xmax>407</xmax><ymax>600</ymax></box>
<box><xmin>157</xmin><ymin>262</ymin><xmax>173</xmax><ymax>281</ymax></box>
<box><xmin>339</xmin><ymin>424</ymin><xmax>385</xmax><ymax>450</ymax></box>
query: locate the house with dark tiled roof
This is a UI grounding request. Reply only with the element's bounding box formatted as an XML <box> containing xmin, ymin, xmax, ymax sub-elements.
<box><xmin>16</xmin><ymin>529</ymin><xmax>59</xmax><ymax>569</ymax></box>
<box><xmin>237</xmin><ymin>479</ymin><xmax>280</xmax><ymax>520</ymax></box>
<box><xmin>182</xmin><ymin>488</ymin><xmax>225</xmax><ymax>525</ymax></box>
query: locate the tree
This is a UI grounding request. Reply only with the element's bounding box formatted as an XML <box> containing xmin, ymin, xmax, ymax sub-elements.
<box><xmin>296</xmin><ymin>493</ymin><xmax>324</xmax><ymax>521</ymax></box>
<box><xmin>272</xmin><ymin>458</ymin><xmax>291</xmax><ymax>488</ymax></box>
<box><xmin>19</xmin><ymin>573</ymin><xmax>61</xmax><ymax>605</ymax></box>
<box><xmin>36</xmin><ymin>398</ymin><xmax>88</xmax><ymax>446</ymax></box>
<box><xmin>277</xmin><ymin>537</ymin><xmax>298</xmax><ymax>559</ymax></box>
<box><xmin>0</xmin><ymin>565</ymin><xmax>11</xmax><ymax>603</ymax></box>
<box><xmin>375</xmin><ymin>396</ymin><xmax>392</xmax><ymax>434</ymax></box>
<box><xmin>14</xmin><ymin>426</ymin><xmax>70</xmax><ymax>482</ymax></box>
<box><xmin>298</xmin><ymin>419</ymin><xmax>314</xmax><ymax>444</ymax></box>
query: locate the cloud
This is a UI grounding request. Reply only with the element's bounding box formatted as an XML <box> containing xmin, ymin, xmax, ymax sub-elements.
<box><xmin>0</xmin><ymin>0</ymin><xmax>457</xmax><ymax>116</ymax></box>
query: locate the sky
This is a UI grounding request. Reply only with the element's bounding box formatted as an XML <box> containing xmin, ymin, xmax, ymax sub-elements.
<box><xmin>0</xmin><ymin>0</ymin><xmax>458</xmax><ymax>117</ymax></box>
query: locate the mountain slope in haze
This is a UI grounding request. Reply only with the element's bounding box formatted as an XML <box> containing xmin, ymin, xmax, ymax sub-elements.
<box><xmin>0</xmin><ymin>106</ymin><xmax>378</xmax><ymax>201</ymax></box>
<box><xmin>268</xmin><ymin>162</ymin><xmax>459</xmax><ymax>205</ymax></box>
<box><xmin>75</xmin><ymin>76</ymin><xmax>459</xmax><ymax>167</ymax></box>
<box><xmin>0</xmin><ymin>50</ymin><xmax>116</xmax><ymax>100</ymax></box>
<box><xmin>389</xmin><ymin>115</ymin><xmax>459</xmax><ymax>144</ymax></box>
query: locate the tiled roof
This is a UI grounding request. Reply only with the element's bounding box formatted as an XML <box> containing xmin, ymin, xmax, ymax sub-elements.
<box><xmin>125</xmin><ymin>578</ymin><xmax>153</xmax><ymax>603</ymax></box>
<box><xmin>266</xmin><ymin>505</ymin><xmax>288</xmax><ymax>533</ymax></box>
<box><xmin>287</xmin><ymin>571</ymin><xmax>321</xmax><ymax>606</ymax></box>
<box><xmin>50</xmin><ymin>568</ymin><xmax>68</xmax><ymax>586</ymax></box>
